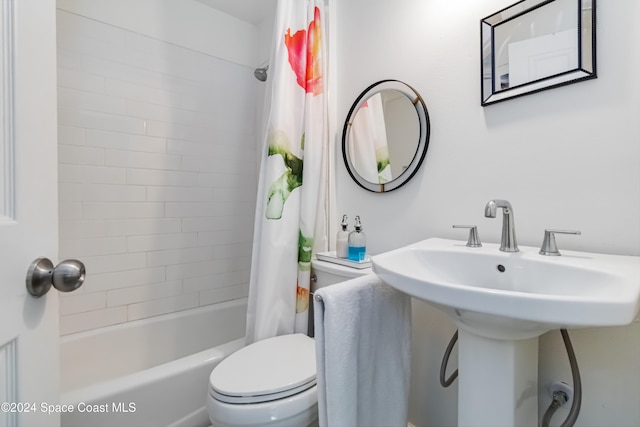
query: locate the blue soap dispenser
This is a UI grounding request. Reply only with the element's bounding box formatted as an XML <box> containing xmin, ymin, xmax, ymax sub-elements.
<box><xmin>347</xmin><ymin>215</ymin><xmax>366</xmax><ymax>262</ymax></box>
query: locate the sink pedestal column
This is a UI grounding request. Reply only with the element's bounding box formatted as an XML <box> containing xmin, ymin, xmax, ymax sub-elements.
<box><xmin>457</xmin><ymin>329</ymin><xmax>539</xmax><ymax>427</ymax></box>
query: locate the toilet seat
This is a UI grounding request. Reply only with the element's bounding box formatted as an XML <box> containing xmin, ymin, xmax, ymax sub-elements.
<box><xmin>209</xmin><ymin>334</ymin><xmax>316</xmax><ymax>404</ymax></box>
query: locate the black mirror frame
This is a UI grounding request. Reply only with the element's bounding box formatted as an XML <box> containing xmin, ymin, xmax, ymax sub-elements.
<box><xmin>342</xmin><ymin>80</ymin><xmax>430</xmax><ymax>193</ymax></box>
<box><xmin>481</xmin><ymin>0</ymin><xmax>597</xmax><ymax>106</ymax></box>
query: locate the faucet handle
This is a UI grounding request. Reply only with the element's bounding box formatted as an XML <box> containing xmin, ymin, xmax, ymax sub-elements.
<box><xmin>539</xmin><ymin>229</ymin><xmax>581</xmax><ymax>256</ymax></box>
<box><xmin>452</xmin><ymin>225</ymin><xmax>482</xmax><ymax>248</ymax></box>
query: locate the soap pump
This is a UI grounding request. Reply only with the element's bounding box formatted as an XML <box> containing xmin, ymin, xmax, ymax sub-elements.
<box><xmin>347</xmin><ymin>215</ymin><xmax>366</xmax><ymax>262</ymax></box>
<box><xmin>336</xmin><ymin>215</ymin><xmax>349</xmax><ymax>258</ymax></box>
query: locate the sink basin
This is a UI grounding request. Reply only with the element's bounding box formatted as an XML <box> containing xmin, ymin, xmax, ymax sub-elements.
<box><xmin>372</xmin><ymin>238</ymin><xmax>640</xmax><ymax>339</ymax></box>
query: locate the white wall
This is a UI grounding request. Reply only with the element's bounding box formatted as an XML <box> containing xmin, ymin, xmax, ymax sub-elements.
<box><xmin>56</xmin><ymin>3</ymin><xmax>262</xmax><ymax>335</ymax></box>
<box><xmin>335</xmin><ymin>0</ymin><xmax>640</xmax><ymax>426</ymax></box>
<box><xmin>254</xmin><ymin>3</ymin><xmax>277</xmax><ymax>172</ymax></box>
<box><xmin>57</xmin><ymin>0</ymin><xmax>258</xmax><ymax>67</ymax></box>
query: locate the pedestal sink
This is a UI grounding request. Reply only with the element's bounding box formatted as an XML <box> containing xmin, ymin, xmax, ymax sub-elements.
<box><xmin>371</xmin><ymin>238</ymin><xmax>640</xmax><ymax>427</ymax></box>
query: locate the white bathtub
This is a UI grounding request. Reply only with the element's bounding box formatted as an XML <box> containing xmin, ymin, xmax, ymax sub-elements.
<box><xmin>60</xmin><ymin>299</ymin><xmax>247</xmax><ymax>427</ymax></box>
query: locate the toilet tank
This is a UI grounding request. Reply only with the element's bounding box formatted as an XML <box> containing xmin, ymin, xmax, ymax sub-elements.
<box><xmin>308</xmin><ymin>258</ymin><xmax>371</xmax><ymax>337</ymax></box>
<box><xmin>310</xmin><ymin>258</ymin><xmax>371</xmax><ymax>292</ymax></box>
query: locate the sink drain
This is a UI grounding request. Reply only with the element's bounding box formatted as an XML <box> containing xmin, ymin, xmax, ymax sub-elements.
<box><xmin>496</xmin><ymin>264</ymin><xmax>506</xmax><ymax>273</ymax></box>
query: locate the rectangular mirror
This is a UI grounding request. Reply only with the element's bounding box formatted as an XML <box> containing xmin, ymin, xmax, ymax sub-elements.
<box><xmin>481</xmin><ymin>0</ymin><xmax>596</xmax><ymax>106</ymax></box>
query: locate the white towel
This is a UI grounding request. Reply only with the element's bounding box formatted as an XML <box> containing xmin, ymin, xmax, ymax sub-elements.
<box><xmin>313</xmin><ymin>274</ymin><xmax>411</xmax><ymax>427</ymax></box>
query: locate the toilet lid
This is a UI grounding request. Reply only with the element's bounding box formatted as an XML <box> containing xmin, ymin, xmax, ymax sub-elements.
<box><xmin>209</xmin><ymin>334</ymin><xmax>317</xmax><ymax>404</ymax></box>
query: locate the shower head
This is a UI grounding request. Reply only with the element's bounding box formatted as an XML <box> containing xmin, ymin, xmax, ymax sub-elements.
<box><xmin>254</xmin><ymin>65</ymin><xmax>269</xmax><ymax>82</ymax></box>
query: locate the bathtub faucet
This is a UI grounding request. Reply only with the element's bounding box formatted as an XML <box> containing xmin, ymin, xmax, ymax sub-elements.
<box><xmin>484</xmin><ymin>199</ymin><xmax>518</xmax><ymax>252</ymax></box>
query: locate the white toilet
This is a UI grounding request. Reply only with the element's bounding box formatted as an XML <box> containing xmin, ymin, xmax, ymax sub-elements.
<box><xmin>206</xmin><ymin>258</ymin><xmax>371</xmax><ymax>427</ymax></box>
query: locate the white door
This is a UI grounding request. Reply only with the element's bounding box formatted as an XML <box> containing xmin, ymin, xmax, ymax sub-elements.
<box><xmin>0</xmin><ymin>1</ymin><xmax>60</xmax><ymax>426</ymax></box>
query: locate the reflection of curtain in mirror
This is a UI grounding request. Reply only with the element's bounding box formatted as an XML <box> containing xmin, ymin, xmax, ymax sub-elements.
<box><xmin>350</xmin><ymin>93</ymin><xmax>392</xmax><ymax>183</ymax></box>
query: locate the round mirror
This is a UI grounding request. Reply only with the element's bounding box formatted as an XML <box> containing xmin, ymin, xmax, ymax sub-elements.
<box><xmin>342</xmin><ymin>80</ymin><xmax>430</xmax><ymax>192</ymax></box>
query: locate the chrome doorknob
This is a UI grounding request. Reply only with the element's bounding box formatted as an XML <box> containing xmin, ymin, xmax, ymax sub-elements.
<box><xmin>26</xmin><ymin>257</ymin><xmax>86</xmax><ymax>297</ymax></box>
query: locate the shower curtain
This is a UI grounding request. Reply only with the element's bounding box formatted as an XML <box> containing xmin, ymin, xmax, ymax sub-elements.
<box><xmin>246</xmin><ymin>0</ymin><xmax>329</xmax><ymax>343</ymax></box>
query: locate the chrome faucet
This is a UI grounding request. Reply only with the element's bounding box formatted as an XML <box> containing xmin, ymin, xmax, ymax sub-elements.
<box><xmin>484</xmin><ymin>199</ymin><xmax>518</xmax><ymax>252</ymax></box>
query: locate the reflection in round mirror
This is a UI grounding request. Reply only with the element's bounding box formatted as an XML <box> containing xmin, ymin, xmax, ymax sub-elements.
<box><xmin>342</xmin><ymin>80</ymin><xmax>430</xmax><ymax>192</ymax></box>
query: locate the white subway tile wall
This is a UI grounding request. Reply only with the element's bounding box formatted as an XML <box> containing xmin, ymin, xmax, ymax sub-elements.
<box><xmin>57</xmin><ymin>10</ymin><xmax>258</xmax><ymax>335</ymax></box>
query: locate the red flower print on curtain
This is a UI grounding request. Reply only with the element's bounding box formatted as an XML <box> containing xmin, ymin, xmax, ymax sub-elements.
<box><xmin>284</xmin><ymin>7</ymin><xmax>323</xmax><ymax>96</ymax></box>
